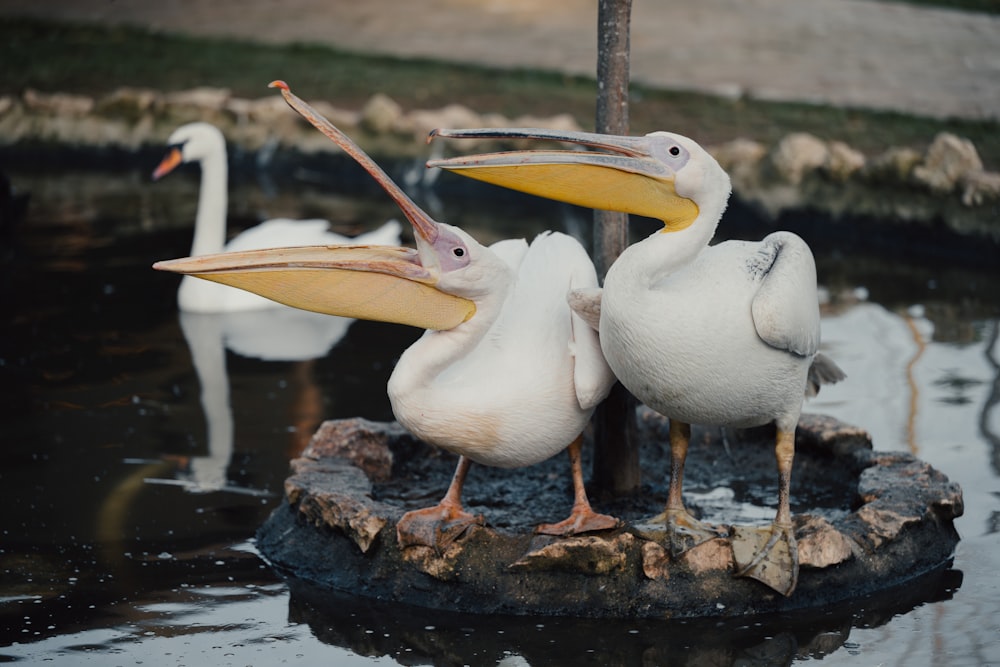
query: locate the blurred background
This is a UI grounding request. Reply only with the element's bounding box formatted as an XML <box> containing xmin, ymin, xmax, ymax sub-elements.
<box><xmin>0</xmin><ymin>1</ymin><xmax>998</xmax><ymax>665</ymax></box>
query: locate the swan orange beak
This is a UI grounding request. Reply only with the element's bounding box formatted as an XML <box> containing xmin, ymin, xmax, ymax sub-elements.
<box><xmin>152</xmin><ymin>146</ymin><xmax>183</xmax><ymax>181</ymax></box>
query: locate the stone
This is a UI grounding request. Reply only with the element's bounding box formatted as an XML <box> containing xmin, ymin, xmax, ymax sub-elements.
<box><xmin>824</xmin><ymin>140</ymin><xmax>866</xmax><ymax>182</ymax></box>
<box><xmin>678</xmin><ymin>537</ymin><xmax>733</xmax><ymax>575</ymax></box>
<box><xmin>303</xmin><ymin>417</ymin><xmax>405</xmax><ymax>482</ymax></box>
<box><xmin>862</xmin><ymin>146</ymin><xmax>923</xmax><ymax>184</ymax></box>
<box><xmin>961</xmin><ymin>169</ymin><xmax>1000</xmax><ymax>206</ymax></box>
<box><xmin>512</xmin><ymin>533</ymin><xmax>634</xmax><ymax>575</ymax></box>
<box><xmin>640</xmin><ymin>540</ymin><xmax>670</xmax><ymax>580</ymax></box>
<box><xmin>796</xmin><ymin>516</ymin><xmax>854</xmax><ymax>568</ymax></box>
<box><xmin>164</xmin><ymin>86</ymin><xmax>232</xmax><ymax>111</ymax></box>
<box><xmin>359</xmin><ymin>92</ymin><xmax>403</xmax><ymax>135</ymax></box>
<box><xmin>711</xmin><ymin>138</ymin><xmax>768</xmax><ymax>189</ymax></box>
<box><xmin>284</xmin><ymin>457</ymin><xmax>388</xmax><ymax>553</ymax></box>
<box><xmin>913</xmin><ymin>132</ymin><xmax>984</xmax><ymax>194</ymax></box>
<box><xmin>23</xmin><ymin>89</ymin><xmax>94</xmax><ymax>116</ymax></box>
<box><xmin>769</xmin><ymin>132</ymin><xmax>829</xmax><ymax>185</ymax></box>
<box><xmin>408</xmin><ymin>103</ymin><xmax>483</xmax><ymax>140</ymax></box>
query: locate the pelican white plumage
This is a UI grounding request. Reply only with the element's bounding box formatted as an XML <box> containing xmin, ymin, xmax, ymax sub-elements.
<box><xmin>153</xmin><ymin>121</ymin><xmax>402</xmax><ymax>313</ymax></box>
<box><xmin>154</xmin><ymin>84</ymin><xmax>619</xmax><ymax>548</ymax></box>
<box><xmin>426</xmin><ymin>127</ymin><xmax>845</xmax><ymax>595</ymax></box>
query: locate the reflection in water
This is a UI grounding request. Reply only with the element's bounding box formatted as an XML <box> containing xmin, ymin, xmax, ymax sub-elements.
<box><xmin>903</xmin><ymin>313</ymin><xmax>929</xmax><ymax>454</ymax></box>
<box><xmin>162</xmin><ymin>309</ymin><xmax>351</xmax><ymax>493</ymax></box>
<box><xmin>285</xmin><ymin>566</ymin><xmax>961</xmax><ymax>667</ymax></box>
<box><xmin>982</xmin><ymin>321</ymin><xmax>1000</xmax><ymax>477</ymax></box>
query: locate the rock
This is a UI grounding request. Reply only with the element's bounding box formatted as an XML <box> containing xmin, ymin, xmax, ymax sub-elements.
<box><xmin>796</xmin><ymin>413</ymin><xmax>872</xmax><ymax>460</ymax></box>
<box><xmin>796</xmin><ymin>516</ymin><xmax>854</xmax><ymax>568</ymax></box>
<box><xmin>640</xmin><ymin>540</ymin><xmax>670</xmax><ymax>580</ymax></box>
<box><xmin>95</xmin><ymin>87</ymin><xmax>161</xmax><ymax>118</ymax></box>
<box><xmin>359</xmin><ymin>92</ymin><xmax>404</xmax><ymax>135</ymax></box>
<box><xmin>711</xmin><ymin>138</ymin><xmax>768</xmax><ymax>187</ymax></box>
<box><xmin>769</xmin><ymin>132</ymin><xmax>829</xmax><ymax>184</ymax></box>
<box><xmin>512</xmin><ymin>533</ymin><xmax>634</xmax><ymax>575</ymax></box>
<box><xmin>408</xmin><ymin>103</ymin><xmax>484</xmax><ymax>140</ymax></box>
<box><xmin>303</xmin><ymin>417</ymin><xmax>405</xmax><ymax>482</ymax></box>
<box><xmin>678</xmin><ymin>537</ymin><xmax>733</xmax><ymax>575</ymax></box>
<box><xmin>912</xmin><ymin>132</ymin><xmax>984</xmax><ymax>194</ymax></box>
<box><xmin>961</xmin><ymin>169</ymin><xmax>1000</xmax><ymax>206</ymax></box>
<box><xmin>510</xmin><ymin>112</ymin><xmax>583</xmax><ymax>135</ymax></box>
<box><xmin>284</xmin><ymin>457</ymin><xmax>388</xmax><ymax>553</ymax></box>
<box><xmin>163</xmin><ymin>87</ymin><xmax>231</xmax><ymax>111</ymax></box>
<box><xmin>862</xmin><ymin>146</ymin><xmax>923</xmax><ymax>184</ymax></box>
<box><xmin>23</xmin><ymin>89</ymin><xmax>94</xmax><ymax>116</ymax></box>
<box><xmin>824</xmin><ymin>140</ymin><xmax>866</xmax><ymax>182</ymax></box>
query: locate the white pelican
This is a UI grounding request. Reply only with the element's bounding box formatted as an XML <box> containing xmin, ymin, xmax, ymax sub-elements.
<box><xmin>153</xmin><ymin>121</ymin><xmax>402</xmax><ymax>313</ymax></box>
<box><xmin>425</xmin><ymin>127</ymin><xmax>845</xmax><ymax>594</ymax></box>
<box><xmin>154</xmin><ymin>83</ymin><xmax>619</xmax><ymax>549</ymax></box>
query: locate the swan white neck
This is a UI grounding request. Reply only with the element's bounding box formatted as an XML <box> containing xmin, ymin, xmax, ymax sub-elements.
<box><xmin>189</xmin><ymin>145</ymin><xmax>228</xmax><ymax>257</ymax></box>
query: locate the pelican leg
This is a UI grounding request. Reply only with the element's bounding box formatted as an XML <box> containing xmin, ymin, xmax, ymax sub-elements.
<box><xmin>536</xmin><ymin>435</ymin><xmax>621</xmax><ymax>536</ymax></box>
<box><xmin>396</xmin><ymin>455</ymin><xmax>485</xmax><ymax>552</ymax></box>
<box><xmin>637</xmin><ymin>420</ymin><xmax>728</xmax><ymax>556</ymax></box>
<box><xmin>732</xmin><ymin>428</ymin><xmax>800</xmax><ymax>596</ymax></box>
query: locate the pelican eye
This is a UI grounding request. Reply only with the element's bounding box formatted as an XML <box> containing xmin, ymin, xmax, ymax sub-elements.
<box><xmin>432</xmin><ymin>226</ymin><xmax>473</xmax><ymax>273</ymax></box>
<box><xmin>648</xmin><ymin>137</ymin><xmax>691</xmax><ymax>169</ymax></box>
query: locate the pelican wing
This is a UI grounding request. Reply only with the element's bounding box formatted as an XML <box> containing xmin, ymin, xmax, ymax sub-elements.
<box><xmin>568</xmin><ymin>287</ymin><xmax>602</xmax><ymax>332</ymax></box>
<box><xmin>563</xmin><ymin>263</ymin><xmax>615</xmax><ymax>411</ymax></box>
<box><xmin>750</xmin><ymin>232</ymin><xmax>821</xmax><ymax>358</ymax></box>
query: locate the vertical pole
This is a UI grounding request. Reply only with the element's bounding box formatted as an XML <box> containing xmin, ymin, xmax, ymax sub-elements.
<box><xmin>592</xmin><ymin>0</ymin><xmax>640</xmax><ymax>495</ymax></box>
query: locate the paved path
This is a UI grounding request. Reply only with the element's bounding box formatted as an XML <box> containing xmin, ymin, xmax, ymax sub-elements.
<box><xmin>4</xmin><ymin>0</ymin><xmax>998</xmax><ymax>120</ymax></box>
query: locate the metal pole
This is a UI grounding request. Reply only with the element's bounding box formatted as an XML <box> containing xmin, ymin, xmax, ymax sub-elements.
<box><xmin>592</xmin><ymin>0</ymin><xmax>640</xmax><ymax>495</ymax></box>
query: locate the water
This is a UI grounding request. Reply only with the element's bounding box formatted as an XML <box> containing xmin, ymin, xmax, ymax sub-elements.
<box><xmin>1</xmin><ymin>155</ymin><xmax>998</xmax><ymax>665</ymax></box>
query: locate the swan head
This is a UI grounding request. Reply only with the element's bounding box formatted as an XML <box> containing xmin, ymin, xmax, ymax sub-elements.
<box><xmin>426</xmin><ymin>127</ymin><xmax>732</xmax><ymax>234</ymax></box>
<box><xmin>153</xmin><ymin>122</ymin><xmax>226</xmax><ymax>180</ymax></box>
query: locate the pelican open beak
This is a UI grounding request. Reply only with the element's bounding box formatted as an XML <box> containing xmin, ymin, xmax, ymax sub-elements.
<box><xmin>427</xmin><ymin>128</ymin><xmax>699</xmax><ymax>229</ymax></box>
<box><xmin>152</xmin><ymin>81</ymin><xmax>476</xmax><ymax>331</ymax></box>
<box><xmin>153</xmin><ymin>244</ymin><xmax>474</xmax><ymax>330</ymax></box>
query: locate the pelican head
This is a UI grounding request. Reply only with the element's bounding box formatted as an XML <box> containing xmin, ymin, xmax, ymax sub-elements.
<box><xmin>428</xmin><ymin>128</ymin><xmax>732</xmax><ymax>233</ymax></box>
<box><xmin>153</xmin><ymin>82</ymin><xmax>500</xmax><ymax>331</ymax></box>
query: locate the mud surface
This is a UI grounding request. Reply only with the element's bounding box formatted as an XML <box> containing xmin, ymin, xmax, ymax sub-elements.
<box><xmin>371</xmin><ymin>410</ymin><xmax>859</xmax><ymax>532</ymax></box>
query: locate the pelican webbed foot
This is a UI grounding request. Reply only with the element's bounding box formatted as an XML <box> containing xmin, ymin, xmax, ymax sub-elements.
<box><xmin>535</xmin><ymin>504</ymin><xmax>620</xmax><ymax>537</ymax></box>
<box><xmin>396</xmin><ymin>502</ymin><xmax>485</xmax><ymax>552</ymax></box>
<box><xmin>535</xmin><ymin>435</ymin><xmax>622</xmax><ymax>536</ymax></box>
<box><xmin>732</xmin><ymin>521</ymin><xmax>799</xmax><ymax>596</ymax></box>
<box><xmin>634</xmin><ymin>508</ymin><xmax>730</xmax><ymax>557</ymax></box>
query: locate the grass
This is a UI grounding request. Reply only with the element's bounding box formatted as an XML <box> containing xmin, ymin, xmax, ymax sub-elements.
<box><xmin>1</xmin><ymin>17</ymin><xmax>997</xmax><ymax>167</ymax></box>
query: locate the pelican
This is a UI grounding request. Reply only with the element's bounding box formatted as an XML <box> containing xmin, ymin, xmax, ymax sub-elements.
<box><xmin>154</xmin><ymin>83</ymin><xmax>619</xmax><ymax>549</ymax></box>
<box><xmin>425</xmin><ymin>127</ymin><xmax>845</xmax><ymax>594</ymax></box>
<box><xmin>153</xmin><ymin>121</ymin><xmax>402</xmax><ymax>313</ymax></box>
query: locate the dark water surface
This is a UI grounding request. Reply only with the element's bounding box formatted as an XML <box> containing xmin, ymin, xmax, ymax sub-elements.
<box><xmin>1</xmin><ymin>155</ymin><xmax>998</xmax><ymax>666</ymax></box>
